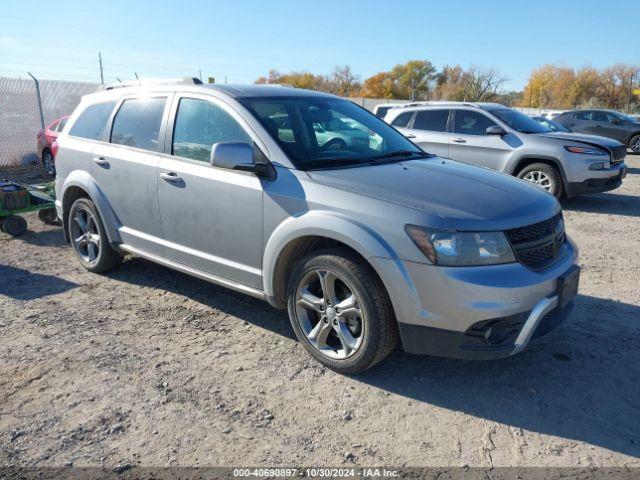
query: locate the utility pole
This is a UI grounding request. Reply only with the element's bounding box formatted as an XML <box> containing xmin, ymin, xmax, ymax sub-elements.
<box><xmin>28</xmin><ymin>72</ymin><xmax>45</xmax><ymax>131</ymax></box>
<box><xmin>98</xmin><ymin>52</ymin><xmax>104</xmax><ymax>85</ymax></box>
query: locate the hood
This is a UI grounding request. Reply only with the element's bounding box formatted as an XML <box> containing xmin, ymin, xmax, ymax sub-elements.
<box><xmin>306</xmin><ymin>158</ymin><xmax>559</xmax><ymax>231</ymax></box>
<box><xmin>536</xmin><ymin>131</ymin><xmax>624</xmax><ymax>149</ymax></box>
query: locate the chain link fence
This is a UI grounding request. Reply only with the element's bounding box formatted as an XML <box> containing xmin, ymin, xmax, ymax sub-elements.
<box><xmin>0</xmin><ymin>77</ymin><xmax>98</xmax><ymax>167</ymax></box>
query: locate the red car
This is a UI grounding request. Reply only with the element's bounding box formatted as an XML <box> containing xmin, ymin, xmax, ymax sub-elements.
<box><xmin>37</xmin><ymin>115</ymin><xmax>69</xmax><ymax>175</ymax></box>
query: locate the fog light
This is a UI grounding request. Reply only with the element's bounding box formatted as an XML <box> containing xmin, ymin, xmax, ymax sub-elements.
<box><xmin>589</xmin><ymin>162</ymin><xmax>606</xmax><ymax>170</ymax></box>
<box><xmin>483</xmin><ymin>323</ymin><xmax>510</xmax><ymax>345</ymax></box>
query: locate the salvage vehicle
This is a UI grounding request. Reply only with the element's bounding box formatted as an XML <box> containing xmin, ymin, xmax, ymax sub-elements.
<box><xmin>554</xmin><ymin>109</ymin><xmax>640</xmax><ymax>154</ymax></box>
<box><xmin>385</xmin><ymin>102</ymin><xmax>627</xmax><ymax>197</ymax></box>
<box><xmin>55</xmin><ymin>79</ymin><xmax>580</xmax><ymax>373</ymax></box>
<box><xmin>37</xmin><ymin>115</ymin><xmax>70</xmax><ymax>175</ymax></box>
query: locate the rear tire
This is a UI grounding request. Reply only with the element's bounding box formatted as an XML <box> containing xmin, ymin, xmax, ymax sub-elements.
<box><xmin>629</xmin><ymin>134</ymin><xmax>640</xmax><ymax>154</ymax></box>
<box><xmin>42</xmin><ymin>149</ymin><xmax>55</xmax><ymax>176</ymax></box>
<box><xmin>2</xmin><ymin>215</ymin><xmax>27</xmax><ymax>236</ymax></box>
<box><xmin>517</xmin><ymin>163</ymin><xmax>563</xmax><ymax>198</ymax></box>
<box><xmin>68</xmin><ymin>198</ymin><xmax>121</xmax><ymax>273</ymax></box>
<box><xmin>286</xmin><ymin>248</ymin><xmax>398</xmax><ymax>374</ymax></box>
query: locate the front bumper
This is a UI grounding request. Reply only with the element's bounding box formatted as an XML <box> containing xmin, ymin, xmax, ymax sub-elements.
<box><xmin>565</xmin><ymin>162</ymin><xmax>627</xmax><ymax>197</ymax></box>
<box><xmin>398</xmin><ymin>296</ymin><xmax>574</xmax><ymax>360</ymax></box>
<box><xmin>370</xmin><ymin>239</ymin><xmax>579</xmax><ymax>359</ymax></box>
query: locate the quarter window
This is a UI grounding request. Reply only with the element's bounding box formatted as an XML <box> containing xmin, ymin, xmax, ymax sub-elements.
<box><xmin>453</xmin><ymin>110</ymin><xmax>497</xmax><ymax>135</ymax></box>
<box><xmin>413</xmin><ymin>110</ymin><xmax>450</xmax><ymax>132</ymax></box>
<box><xmin>110</xmin><ymin>97</ymin><xmax>167</xmax><ymax>151</ymax></box>
<box><xmin>69</xmin><ymin>101</ymin><xmax>116</xmax><ymax>140</ymax></box>
<box><xmin>573</xmin><ymin>111</ymin><xmax>592</xmax><ymax>120</ymax></box>
<box><xmin>391</xmin><ymin>111</ymin><xmax>413</xmax><ymax>127</ymax></box>
<box><xmin>172</xmin><ymin>98</ymin><xmax>251</xmax><ymax>162</ymax></box>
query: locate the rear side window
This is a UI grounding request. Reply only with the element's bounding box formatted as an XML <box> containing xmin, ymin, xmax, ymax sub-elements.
<box><xmin>573</xmin><ymin>111</ymin><xmax>592</xmax><ymax>120</ymax></box>
<box><xmin>413</xmin><ymin>110</ymin><xmax>450</xmax><ymax>132</ymax></box>
<box><xmin>172</xmin><ymin>98</ymin><xmax>251</xmax><ymax>162</ymax></box>
<box><xmin>453</xmin><ymin>110</ymin><xmax>496</xmax><ymax>135</ymax></box>
<box><xmin>110</xmin><ymin>97</ymin><xmax>167</xmax><ymax>151</ymax></box>
<box><xmin>69</xmin><ymin>101</ymin><xmax>116</xmax><ymax>140</ymax></box>
<box><xmin>391</xmin><ymin>111</ymin><xmax>413</xmax><ymax>127</ymax></box>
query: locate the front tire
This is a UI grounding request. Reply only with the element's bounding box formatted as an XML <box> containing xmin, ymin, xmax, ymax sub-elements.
<box><xmin>629</xmin><ymin>134</ymin><xmax>640</xmax><ymax>154</ymax></box>
<box><xmin>68</xmin><ymin>198</ymin><xmax>121</xmax><ymax>273</ymax></box>
<box><xmin>287</xmin><ymin>248</ymin><xmax>397</xmax><ymax>374</ymax></box>
<box><xmin>517</xmin><ymin>163</ymin><xmax>563</xmax><ymax>198</ymax></box>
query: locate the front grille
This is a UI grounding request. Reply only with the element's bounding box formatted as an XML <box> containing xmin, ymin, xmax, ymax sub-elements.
<box><xmin>506</xmin><ymin>213</ymin><xmax>566</xmax><ymax>271</ymax></box>
<box><xmin>609</xmin><ymin>144</ymin><xmax>626</xmax><ymax>164</ymax></box>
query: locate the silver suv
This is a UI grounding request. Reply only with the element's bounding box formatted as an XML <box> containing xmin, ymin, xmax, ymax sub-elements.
<box><xmin>385</xmin><ymin>102</ymin><xmax>627</xmax><ymax>198</ymax></box>
<box><xmin>55</xmin><ymin>79</ymin><xmax>580</xmax><ymax>374</ymax></box>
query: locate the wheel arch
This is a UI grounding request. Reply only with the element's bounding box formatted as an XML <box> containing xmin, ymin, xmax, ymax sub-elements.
<box><xmin>510</xmin><ymin>156</ymin><xmax>568</xmax><ymax>190</ymax></box>
<box><xmin>263</xmin><ymin>213</ymin><xmax>398</xmax><ymax>310</ymax></box>
<box><xmin>60</xmin><ymin>171</ymin><xmax>122</xmax><ymax>245</ymax></box>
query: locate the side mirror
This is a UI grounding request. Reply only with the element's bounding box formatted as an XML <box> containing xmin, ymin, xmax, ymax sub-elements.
<box><xmin>210</xmin><ymin>141</ymin><xmax>274</xmax><ymax>178</ymax></box>
<box><xmin>486</xmin><ymin>125</ymin><xmax>507</xmax><ymax>136</ymax></box>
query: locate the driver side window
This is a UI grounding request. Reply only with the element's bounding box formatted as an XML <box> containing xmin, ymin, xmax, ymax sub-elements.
<box><xmin>453</xmin><ymin>110</ymin><xmax>497</xmax><ymax>136</ymax></box>
<box><xmin>172</xmin><ymin>98</ymin><xmax>251</xmax><ymax>162</ymax></box>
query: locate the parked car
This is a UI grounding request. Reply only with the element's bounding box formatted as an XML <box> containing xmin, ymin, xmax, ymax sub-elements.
<box><xmin>554</xmin><ymin>109</ymin><xmax>640</xmax><ymax>154</ymax></box>
<box><xmin>55</xmin><ymin>79</ymin><xmax>580</xmax><ymax>374</ymax></box>
<box><xmin>372</xmin><ymin>103</ymin><xmax>405</xmax><ymax>119</ymax></box>
<box><xmin>385</xmin><ymin>102</ymin><xmax>627</xmax><ymax>197</ymax></box>
<box><xmin>37</xmin><ymin>115</ymin><xmax>70</xmax><ymax>175</ymax></box>
<box><xmin>531</xmin><ymin>116</ymin><xmax>572</xmax><ymax>132</ymax></box>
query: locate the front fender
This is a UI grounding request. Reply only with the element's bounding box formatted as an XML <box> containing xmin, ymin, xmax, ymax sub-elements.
<box><xmin>262</xmin><ymin>211</ymin><xmax>419</xmax><ymax>316</ymax></box>
<box><xmin>60</xmin><ymin>170</ymin><xmax>122</xmax><ymax>244</ymax></box>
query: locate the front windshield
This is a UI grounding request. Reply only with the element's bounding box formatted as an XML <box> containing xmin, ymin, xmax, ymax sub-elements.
<box><xmin>489</xmin><ymin>108</ymin><xmax>551</xmax><ymax>134</ymax></box>
<box><xmin>240</xmin><ymin>96</ymin><xmax>426</xmax><ymax>170</ymax></box>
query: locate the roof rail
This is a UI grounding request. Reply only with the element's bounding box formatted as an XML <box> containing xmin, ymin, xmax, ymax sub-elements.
<box><xmin>397</xmin><ymin>101</ymin><xmax>480</xmax><ymax>108</ymax></box>
<box><xmin>104</xmin><ymin>77</ymin><xmax>203</xmax><ymax>90</ymax></box>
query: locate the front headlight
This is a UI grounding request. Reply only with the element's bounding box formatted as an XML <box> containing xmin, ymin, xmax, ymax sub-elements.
<box><xmin>405</xmin><ymin>225</ymin><xmax>516</xmax><ymax>266</ymax></box>
<box><xmin>564</xmin><ymin>145</ymin><xmax>606</xmax><ymax>155</ymax></box>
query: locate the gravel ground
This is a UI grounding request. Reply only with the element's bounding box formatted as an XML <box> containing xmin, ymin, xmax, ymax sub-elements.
<box><xmin>1</xmin><ymin>157</ymin><xmax>639</xmax><ymax>469</ymax></box>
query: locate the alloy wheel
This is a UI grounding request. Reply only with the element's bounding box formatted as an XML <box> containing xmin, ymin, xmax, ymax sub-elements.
<box><xmin>632</xmin><ymin>136</ymin><xmax>640</xmax><ymax>153</ymax></box>
<box><xmin>522</xmin><ymin>170</ymin><xmax>553</xmax><ymax>192</ymax></box>
<box><xmin>70</xmin><ymin>206</ymin><xmax>101</xmax><ymax>265</ymax></box>
<box><xmin>294</xmin><ymin>269</ymin><xmax>364</xmax><ymax>359</ymax></box>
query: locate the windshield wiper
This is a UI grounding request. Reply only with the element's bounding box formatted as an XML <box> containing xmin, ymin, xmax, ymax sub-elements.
<box><xmin>296</xmin><ymin>157</ymin><xmax>371</xmax><ymax>170</ymax></box>
<box><xmin>372</xmin><ymin>149</ymin><xmax>427</xmax><ymax>160</ymax></box>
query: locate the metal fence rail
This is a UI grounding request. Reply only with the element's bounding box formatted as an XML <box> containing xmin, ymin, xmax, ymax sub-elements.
<box><xmin>0</xmin><ymin>77</ymin><xmax>98</xmax><ymax>167</ymax></box>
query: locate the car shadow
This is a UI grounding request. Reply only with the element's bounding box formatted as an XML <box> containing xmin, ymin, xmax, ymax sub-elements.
<box><xmin>625</xmin><ymin>167</ymin><xmax>640</xmax><ymax>175</ymax></box>
<box><xmin>12</xmin><ymin>225</ymin><xmax>67</xmax><ymax>248</ymax></box>
<box><xmin>104</xmin><ymin>257</ymin><xmax>640</xmax><ymax>458</ymax></box>
<box><xmin>105</xmin><ymin>257</ymin><xmax>295</xmax><ymax>340</ymax></box>
<box><xmin>562</xmin><ymin>192</ymin><xmax>640</xmax><ymax>218</ymax></box>
<box><xmin>356</xmin><ymin>294</ymin><xmax>640</xmax><ymax>458</ymax></box>
<box><xmin>0</xmin><ymin>264</ymin><xmax>78</xmax><ymax>300</ymax></box>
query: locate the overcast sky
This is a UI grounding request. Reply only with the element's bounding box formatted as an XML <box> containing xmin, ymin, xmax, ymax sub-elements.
<box><xmin>1</xmin><ymin>0</ymin><xmax>637</xmax><ymax>89</ymax></box>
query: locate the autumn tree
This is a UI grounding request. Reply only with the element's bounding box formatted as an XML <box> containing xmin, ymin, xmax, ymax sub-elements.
<box><xmin>390</xmin><ymin>60</ymin><xmax>436</xmax><ymax>100</ymax></box>
<box><xmin>360</xmin><ymin>72</ymin><xmax>395</xmax><ymax>98</ymax></box>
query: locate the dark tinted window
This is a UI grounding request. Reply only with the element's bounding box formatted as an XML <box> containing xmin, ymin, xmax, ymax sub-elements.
<box><xmin>574</xmin><ymin>111</ymin><xmax>592</xmax><ymax>120</ymax></box>
<box><xmin>110</xmin><ymin>97</ymin><xmax>166</xmax><ymax>151</ymax></box>
<box><xmin>172</xmin><ymin>98</ymin><xmax>251</xmax><ymax>162</ymax></box>
<box><xmin>413</xmin><ymin>110</ymin><xmax>449</xmax><ymax>132</ymax></box>
<box><xmin>375</xmin><ymin>106</ymin><xmax>391</xmax><ymax>118</ymax></box>
<box><xmin>391</xmin><ymin>111</ymin><xmax>413</xmax><ymax>127</ymax></box>
<box><xmin>453</xmin><ymin>110</ymin><xmax>497</xmax><ymax>135</ymax></box>
<box><xmin>69</xmin><ymin>102</ymin><xmax>116</xmax><ymax>140</ymax></box>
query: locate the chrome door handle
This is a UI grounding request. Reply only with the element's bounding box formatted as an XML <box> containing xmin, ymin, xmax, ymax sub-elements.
<box><xmin>93</xmin><ymin>156</ymin><xmax>109</xmax><ymax>167</ymax></box>
<box><xmin>452</xmin><ymin>138</ymin><xmax>467</xmax><ymax>143</ymax></box>
<box><xmin>405</xmin><ymin>134</ymin><xmax>416</xmax><ymax>139</ymax></box>
<box><xmin>160</xmin><ymin>172</ymin><xmax>183</xmax><ymax>183</ymax></box>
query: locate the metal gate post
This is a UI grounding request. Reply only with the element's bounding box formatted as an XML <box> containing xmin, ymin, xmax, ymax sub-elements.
<box><xmin>28</xmin><ymin>72</ymin><xmax>45</xmax><ymax>131</ymax></box>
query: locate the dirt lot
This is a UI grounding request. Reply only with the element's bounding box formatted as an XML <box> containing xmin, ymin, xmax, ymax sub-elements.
<box><xmin>1</xmin><ymin>157</ymin><xmax>639</xmax><ymax>470</ymax></box>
